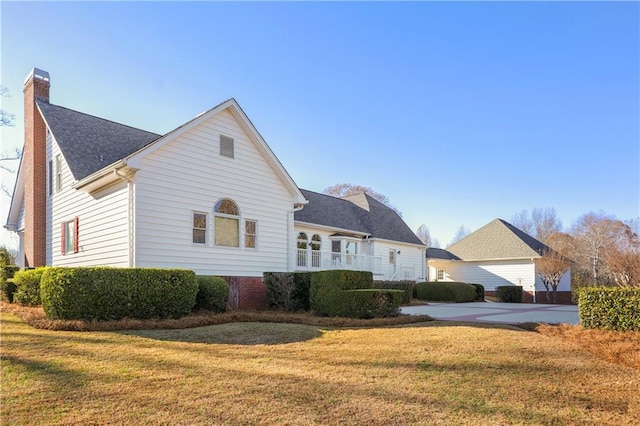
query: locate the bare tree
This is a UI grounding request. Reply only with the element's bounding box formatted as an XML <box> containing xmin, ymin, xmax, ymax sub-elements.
<box><xmin>0</xmin><ymin>85</ymin><xmax>15</xmax><ymax>127</ymax></box>
<box><xmin>531</xmin><ymin>207</ymin><xmax>562</xmax><ymax>243</ymax></box>
<box><xmin>536</xmin><ymin>249</ymin><xmax>572</xmax><ymax>303</ymax></box>
<box><xmin>449</xmin><ymin>225</ymin><xmax>471</xmax><ymax>246</ymax></box>
<box><xmin>415</xmin><ymin>224</ymin><xmax>439</xmax><ymax>248</ymax></box>
<box><xmin>570</xmin><ymin>212</ymin><xmax>631</xmax><ymax>284</ymax></box>
<box><xmin>511</xmin><ymin>210</ymin><xmax>533</xmax><ymax>235</ymax></box>
<box><xmin>324</xmin><ymin>183</ymin><xmax>401</xmax><ymax>216</ymax></box>
<box><xmin>604</xmin><ymin>219</ymin><xmax>640</xmax><ymax>287</ymax></box>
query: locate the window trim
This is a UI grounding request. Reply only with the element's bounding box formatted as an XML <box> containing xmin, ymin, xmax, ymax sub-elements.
<box><xmin>48</xmin><ymin>160</ymin><xmax>53</xmax><ymax>196</ymax></box>
<box><xmin>55</xmin><ymin>154</ymin><xmax>62</xmax><ymax>192</ymax></box>
<box><xmin>436</xmin><ymin>269</ymin><xmax>445</xmax><ymax>281</ymax></box>
<box><xmin>61</xmin><ymin>217</ymin><xmax>79</xmax><ymax>255</ymax></box>
<box><xmin>245</xmin><ymin>219</ymin><xmax>257</xmax><ymax>249</ymax></box>
<box><xmin>214</xmin><ymin>198</ymin><xmax>240</xmax><ymax>247</ymax></box>
<box><xmin>192</xmin><ymin>211</ymin><xmax>208</xmax><ymax>245</ymax></box>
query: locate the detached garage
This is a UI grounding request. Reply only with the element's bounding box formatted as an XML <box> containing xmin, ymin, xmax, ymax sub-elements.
<box><xmin>426</xmin><ymin>219</ymin><xmax>572</xmax><ymax>304</ymax></box>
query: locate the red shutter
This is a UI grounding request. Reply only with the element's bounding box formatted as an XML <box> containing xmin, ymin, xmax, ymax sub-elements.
<box><xmin>61</xmin><ymin>222</ymin><xmax>66</xmax><ymax>255</ymax></box>
<box><xmin>74</xmin><ymin>217</ymin><xmax>79</xmax><ymax>253</ymax></box>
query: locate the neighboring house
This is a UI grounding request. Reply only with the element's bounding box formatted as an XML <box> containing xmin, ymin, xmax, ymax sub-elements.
<box><xmin>5</xmin><ymin>68</ymin><xmax>425</xmax><ymax>308</ymax></box>
<box><xmin>426</xmin><ymin>219</ymin><xmax>572</xmax><ymax>304</ymax></box>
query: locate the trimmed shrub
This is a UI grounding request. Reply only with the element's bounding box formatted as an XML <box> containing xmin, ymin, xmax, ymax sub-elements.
<box><xmin>310</xmin><ymin>270</ymin><xmax>373</xmax><ymax>317</ymax></box>
<box><xmin>264</xmin><ymin>272</ymin><xmax>312</xmax><ymax>311</ymax></box>
<box><xmin>496</xmin><ymin>286</ymin><xmax>523</xmax><ymax>303</ymax></box>
<box><xmin>469</xmin><ymin>283</ymin><xmax>485</xmax><ymax>302</ymax></box>
<box><xmin>1</xmin><ymin>280</ymin><xmax>17</xmax><ymax>303</ymax></box>
<box><xmin>13</xmin><ymin>267</ymin><xmax>48</xmax><ymax>306</ymax></box>
<box><xmin>578</xmin><ymin>287</ymin><xmax>640</xmax><ymax>332</ymax></box>
<box><xmin>373</xmin><ymin>280</ymin><xmax>414</xmax><ymax>304</ymax></box>
<box><xmin>41</xmin><ymin>267</ymin><xmax>198</xmax><ymax>321</ymax></box>
<box><xmin>194</xmin><ymin>276</ymin><xmax>229</xmax><ymax>312</ymax></box>
<box><xmin>415</xmin><ymin>282</ymin><xmax>477</xmax><ymax>303</ymax></box>
<box><xmin>339</xmin><ymin>289</ymin><xmax>405</xmax><ymax>319</ymax></box>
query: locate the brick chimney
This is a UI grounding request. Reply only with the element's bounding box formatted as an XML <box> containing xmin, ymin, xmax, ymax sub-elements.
<box><xmin>23</xmin><ymin>68</ymin><xmax>50</xmax><ymax>267</ymax></box>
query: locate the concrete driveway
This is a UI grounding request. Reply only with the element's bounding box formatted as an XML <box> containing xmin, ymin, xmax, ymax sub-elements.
<box><xmin>400</xmin><ymin>302</ymin><xmax>579</xmax><ymax>325</ymax></box>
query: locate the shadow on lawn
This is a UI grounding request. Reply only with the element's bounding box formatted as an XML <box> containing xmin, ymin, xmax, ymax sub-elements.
<box><xmin>119</xmin><ymin>322</ymin><xmax>325</xmax><ymax>346</ymax></box>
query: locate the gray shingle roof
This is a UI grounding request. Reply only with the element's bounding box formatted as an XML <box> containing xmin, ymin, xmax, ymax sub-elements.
<box><xmin>295</xmin><ymin>189</ymin><xmax>424</xmax><ymax>246</ymax></box>
<box><xmin>446</xmin><ymin>218</ymin><xmax>550</xmax><ymax>260</ymax></box>
<box><xmin>426</xmin><ymin>247</ymin><xmax>461</xmax><ymax>260</ymax></box>
<box><xmin>36</xmin><ymin>99</ymin><xmax>161</xmax><ymax>180</ymax></box>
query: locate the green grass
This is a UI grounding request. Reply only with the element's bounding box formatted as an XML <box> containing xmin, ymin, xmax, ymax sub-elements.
<box><xmin>2</xmin><ymin>307</ymin><xmax>639</xmax><ymax>425</ymax></box>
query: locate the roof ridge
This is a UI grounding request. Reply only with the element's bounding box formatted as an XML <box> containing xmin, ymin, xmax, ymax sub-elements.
<box><xmin>36</xmin><ymin>99</ymin><xmax>161</xmax><ymax>137</ymax></box>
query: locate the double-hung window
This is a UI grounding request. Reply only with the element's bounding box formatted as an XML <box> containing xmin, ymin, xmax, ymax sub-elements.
<box><xmin>193</xmin><ymin>212</ymin><xmax>207</xmax><ymax>244</ymax></box>
<box><xmin>61</xmin><ymin>217</ymin><xmax>79</xmax><ymax>255</ymax></box>
<box><xmin>245</xmin><ymin>220</ymin><xmax>257</xmax><ymax>248</ymax></box>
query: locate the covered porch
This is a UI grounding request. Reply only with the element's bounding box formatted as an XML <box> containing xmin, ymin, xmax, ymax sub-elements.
<box><xmin>295</xmin><ymin>248</ymin><xmax>382</xmax><ymax>274</ymax></box>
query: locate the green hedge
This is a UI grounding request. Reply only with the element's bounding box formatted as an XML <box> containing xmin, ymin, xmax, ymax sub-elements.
<box><xmin>13</xmin><ymin>267</ymin><xmax>48</xmax><ymax>306</ymax></box>
<box><xmin>415</xmin><ymin>282</ymin><xmax>477</xmax><ymax>303</ymax></box>
<box><xmin>339</xmin><ymin>289</ymin><xmax>404</xmax><ymax>319</ymax></box>
<box><xmin>578</xmin><ymin>287</ymin><xmax>640</xmax><ymax>332</ymax></box>
<box><xmin>0</xmin><ymin>263</ymin><xmax>19</xmax><ymax>303</ymax></box>
<box><xmin>469</xmin><ymin>283</ymin><xmax>485</xmax><ymax>302</ymax></box>
<box><xmin>41</xmin><ymin>267</ymin><xmax>198</xmax><ymax>321</ymax></box>
<box><xmin>373</xmin><ymin>280</ymin><xmax>414</xmax><ymax>304</ymax></box>
<box><xmin>194</xmin><ymin>276</ymin><xmax>229</xmax><ymax>312</ymax></box>
<box><xmin>310</xmin><ymin>270</ymin><xmax>373</xmax><ymax>317</ymax></box>
<box><xmin>1</xmin><ymin>280</ymin><xmax>17</xmax><ymax>303</ymax></box>
<box><xmin>264</xmin><ymin>272</ymin><xmax>312</xmax><ymax>311</ymax></box>
<box><xmin>496</xmin><ymin>286</ymin><xmax>523</xmax><ymax>303</ymax></box>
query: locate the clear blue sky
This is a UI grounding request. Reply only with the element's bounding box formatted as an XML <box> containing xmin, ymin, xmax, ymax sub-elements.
<box><xmin>1</xmin><ymin>1</ymin><xmax>639</xmax><ymax>248</ymax></box>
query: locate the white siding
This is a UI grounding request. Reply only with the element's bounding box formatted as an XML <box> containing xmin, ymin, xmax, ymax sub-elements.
<box><xmin>47</xmin><ymin>132</ymin><xmax>130</xmax><ymax>267</ymax></box>
<box><xmin>428</xmin><ymin>259</ymin><xmax>572</xmax><ymax>295</ymax></box>
<box><xmin>370</xmin><ymin>239</ymin><xmax>426</xmax><ymax>281</ymax></box>
<box><xmin>134</xmin><ymin>109</ymin><xmax>295</xmax><ymax>276</ymax></box>
<box><xmin>17</xmin><ymin>202</ymin><xmax>25</xmax><ymax>231</ymax></box>
<box><xmin>428</xmin><ymin>259</ymin><xmax>537</xmax><ymax>292</ymax></box>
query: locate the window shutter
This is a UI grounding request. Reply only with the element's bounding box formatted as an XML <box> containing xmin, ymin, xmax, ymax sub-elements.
<box><xmin>61</xmin><ymin>223</ymin><xmax>66</xmax><ymax>255</ymax></box>
<box><xmin>74</xmin><ymin>217</ymin><xmax>79</xmax><ymax>253</ymax></box>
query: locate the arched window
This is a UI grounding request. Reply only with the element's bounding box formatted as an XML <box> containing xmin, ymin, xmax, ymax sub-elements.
<box><xmin>297</xmin><ymin>232</ymin><xmax>308</xmax><ymax>250</ymax></box>
<box><xmin>214</xmin><ymin>198</ymin><xmax>240</xmax><ymax>247</ymax></box>
<box><xmin>311</xmin><ymin>234</ymin><xmax>321</xmax><ymax>251</ymax></box>
<box><xmin>297</xmin><ymin>232</ymin><xmax>308</xmax><ymax>267</ymax></box>
<box><xmin>311</xmin><ymin>234</ymin><xmax>321</xmax><ymax>268</ymax></box>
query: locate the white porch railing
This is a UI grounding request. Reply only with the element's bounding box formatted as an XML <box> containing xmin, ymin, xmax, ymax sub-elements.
<box><xmin>390</xmin><ymin>265</ymin><xmax>415</xmax><ymax>281</ymax></box>
<box><xmin>296</xmin><ymin>249</ymin><xmax>382</xmax><ymax>274</ymax></box>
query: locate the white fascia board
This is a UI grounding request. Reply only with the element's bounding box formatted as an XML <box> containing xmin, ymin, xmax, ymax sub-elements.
<box><xmin>294</xmin><ymin>220</ymin><xmax>371</xmax><ymax>238</ymax></box>
<box><xmin>367</xmin><ymin>237</ymin><xmax>426</xmax><ymax>249</ymax></box>
<box><xmin>457</xmin><ymin>256</ymin><xmax>540</xmax><ymax>263</ymax></box>
<box><xmin>4</xmin><ymin>153</ymin><xmax>25</xmax><ymax>230</ymax></box>
<box><xmin>72</xmin><ymin>160</ymin><xmax>128</xmax><ymax>192</ymax></box>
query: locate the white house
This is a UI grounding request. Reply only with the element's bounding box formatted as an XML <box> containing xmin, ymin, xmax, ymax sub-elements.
<box><xmin>5</xmin><ymin>68</ymin><xmax>425</xmax><ymax>308</ymax></box>
<box><xmin>427</xmin><ymin>219</ymin><xmax>572</xmax><ymax>304</ymax></box>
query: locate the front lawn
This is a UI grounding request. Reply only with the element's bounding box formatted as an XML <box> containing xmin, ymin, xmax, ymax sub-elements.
<box><xmin>2</xmin><ymin>309</ymin><xmax>639</xmax><ymax>425</ymax></box>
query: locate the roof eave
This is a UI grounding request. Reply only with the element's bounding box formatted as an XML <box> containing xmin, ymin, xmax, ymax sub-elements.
<box><xmin>294</xmin><ymin>220</ymin><xmax>371</xmax><ymax>238</ymax></box>
<box><xmin>4</xmin><ymin>152</ymin><xmax>25</xmax><ymax>231</ymax></box>
<box><xmin>72</xmin><ymin>160</ymin><xmax>131</xmax><ymax>193</ymax></box>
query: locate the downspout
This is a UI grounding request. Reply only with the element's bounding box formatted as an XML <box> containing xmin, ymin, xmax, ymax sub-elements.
<box><xmin>114</xmin><ymin>169</ymin><xmax>134</xmax><ymax>267</ymax></box>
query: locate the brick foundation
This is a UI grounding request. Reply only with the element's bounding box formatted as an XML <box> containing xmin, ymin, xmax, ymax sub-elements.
<box><xmin>221</xmin><ymin>276</ymin><xmax>268</xmax><ymax>310</ymax></box>
<box><xmin>485</xmin><ymin>290</ymin><xmax>575</xmax><ymax>305</ymax></box>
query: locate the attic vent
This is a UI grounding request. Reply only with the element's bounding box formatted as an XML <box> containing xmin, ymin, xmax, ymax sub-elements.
<box><xmin>220</xmin><ymin>135</ymin><xmax>234</xmax><ymax>158</ymax></box>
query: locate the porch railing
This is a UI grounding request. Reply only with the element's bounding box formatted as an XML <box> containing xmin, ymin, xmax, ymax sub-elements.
<box><xmin>296</xmin><ymin>249</ymin><xmax>382</xmax><ymax>274</ymax></box>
